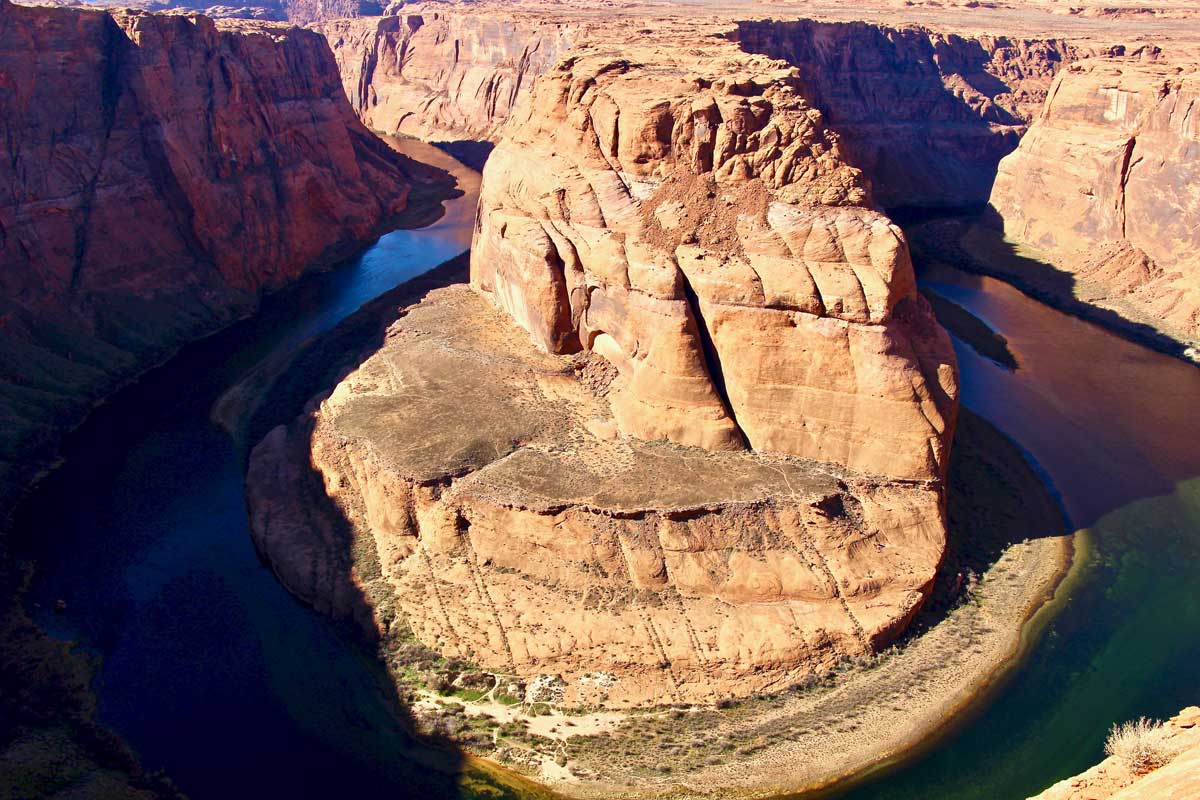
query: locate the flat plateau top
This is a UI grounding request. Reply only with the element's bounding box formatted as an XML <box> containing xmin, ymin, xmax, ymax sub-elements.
<box><xmin>326</xmin><ymin>285</ymin><xmax>848</xmax><ymax>513</ymax></box>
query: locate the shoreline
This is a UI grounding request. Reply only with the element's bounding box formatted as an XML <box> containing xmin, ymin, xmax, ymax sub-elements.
<box><xmin>449</xmin><ymin>410</ymin><xmax>1082</xmax><ymax>798</ymax></box>
<box><xmin>238</xmin><ymin>228</ymin><xmax>1080</xmax><ymax>799</ymax></box>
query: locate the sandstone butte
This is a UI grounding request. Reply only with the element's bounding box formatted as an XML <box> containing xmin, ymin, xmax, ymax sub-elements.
<box><xmin>311</xmin><ymin>0</ymin><xmax>1200</xmax><ymax>349</ymax></box>
<box><xmin>1028</xmin><ymin>708</ymin><xmax>1200</xmax><ymax>800</ymax></box>
<box><xmin>990</xmin><ymin>52</ymin><xmax>1200</xmax><ymax>347</ymax></box>
<box><xmin>248</xmin><ymin>24</ymin><xmax>961</xmax><ymax>711</ymax></box>
<box><xmin>0</xmin><ymin>0</ymin><xmax>455</xmax><ymax>518</ymax></box>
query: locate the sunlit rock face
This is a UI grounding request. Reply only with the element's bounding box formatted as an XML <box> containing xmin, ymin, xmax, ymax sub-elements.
<box><xmin>0</xmin><ymin>0</ymin><xmax>443</xmax><ymax>513</ymax></box>
<box><xmin>315</xmin><ymin>10</ymin><xmax>578</xmax><ymax>141</ymax></box>
<box><xmin>990</xmin><ymin>55</ymin><xmax>1200</xmax><ymax>344</ymax></box>
<box><xmin>471</xmin><ymin>39</ymin><xmax>958</xmax><ymax>482</ymax></box>
<box><xmin>247</xmin><ymin>284</ymin><xmax>951</xmax><ymax>709</ymax></box>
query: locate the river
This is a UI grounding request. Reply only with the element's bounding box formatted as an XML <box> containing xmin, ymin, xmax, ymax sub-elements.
<box><xmin>11</xmin><ymin>167</ymin><xmax>1200</xmax><ymax>799</ymax></box>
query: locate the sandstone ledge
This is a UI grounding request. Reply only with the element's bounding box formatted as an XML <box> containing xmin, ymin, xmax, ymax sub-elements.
<box><xmin>247</xmin><ymin>285</ymin><xmax>947</xmax><ymax>709</ymax></box>
<box><xmin>1029</xmin><ymin>707</ymin><xmax>1200</xmax><ymax>800</ymax></box>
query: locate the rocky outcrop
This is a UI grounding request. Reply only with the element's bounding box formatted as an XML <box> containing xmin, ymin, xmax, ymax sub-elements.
<box><xmin>247</xmin><ymin>30</ymin><xmax>957</xmax><ymax>713</ymax></box>
<box><xmin>315</xmin><ymin>10</ymin><xmax>578</xmax><ymax>140</ymax></box>
<box><xmin>732</xmin><ymin>19</ymin><xmax>1079</xmax><ymax>207</ymax></box>
<box><xmin>247</xmin><ymin>285</ymin><xmax>949</xmax><ymax>708</ymax></box>
<box><xmin>0</xmin><ymin>1</ymin><xmax>452</xmax><ymax>515</ymax></box>
<box><xmin>1029</xmin><ymin>707</ymin><xmax>1200</xmax><ymax>800</ymax></box>
<box><xmin>472</xmin><ymin>40</ymin><xmax>958</xmax><ymax>481</ymax></box>
<box><xmin>989</xmin><ymin>54</ymin><xmax>1200</xmax><ymax>345</ymax></box>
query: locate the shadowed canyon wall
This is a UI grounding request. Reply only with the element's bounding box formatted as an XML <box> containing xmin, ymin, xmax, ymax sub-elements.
<box><xmin>0</xmin><ymin>0</ymin><xmax>449</xmax><ymax>515</ymax></box>
<box><xmin>989</xmin><ymin>54</ymin><xmax>1200</xmax><ymax>345</ymax></box>
<box><xmin>732</xmin><ymin>19</ymin><xmax>1079</xmax><ymax>207</ymax></box>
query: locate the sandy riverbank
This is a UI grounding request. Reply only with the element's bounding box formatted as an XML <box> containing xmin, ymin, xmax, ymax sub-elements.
<box><xmin>366</xmin><ymin>409</ymin><xmax>1077</xmax><ymax>799</ymax></box>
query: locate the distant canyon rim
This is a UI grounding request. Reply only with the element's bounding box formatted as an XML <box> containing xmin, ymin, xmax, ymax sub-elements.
<box><xmin>1</xmin><ymin>0</ymin><xmax>1198</xmax><ymax>798</ymax></box>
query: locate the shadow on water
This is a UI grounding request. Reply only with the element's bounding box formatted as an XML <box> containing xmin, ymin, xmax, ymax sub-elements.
<box><xmin>6</xmin><ymin>140</ymin><xmax>553</xmax><ymax>799</ymax></box>
<box><xmin>909</xmin><ymin>208</ymin><xmax>1191</xmax><ymax>360</ymax></box>
<box><xmin>431</xmin><ymin>141</ymin><xmax>496</xmax><ymax>174</ymax></box>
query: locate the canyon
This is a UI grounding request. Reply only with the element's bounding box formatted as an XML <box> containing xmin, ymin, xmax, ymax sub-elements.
<box><xmin>2</xmin><ymin>0</ymin><xmax>1199</xmax><ymax>798</ymax></box>
<box><xmin>0</xmin><ymin>0</ymin><xmax>456</xmax><ymax>518</ymax></box>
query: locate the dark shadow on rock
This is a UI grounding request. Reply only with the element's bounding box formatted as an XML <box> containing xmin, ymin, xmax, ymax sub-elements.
<box><xmin>727</xmin><ymin>20</ymin><xmax>1059</xmax><ymax>207</ymax></box>
<box><xmin>906</xmin><ymin>207</ymin><xmax>1190</xmax><ymax>359</ymax></box>
<box><xmin>432</xmin><ymin>140</ymin><xmax>496</xmax><ymax>173</ymax></box>
<box><xmin>241</xmin><ymin>252</ymin><xmax>558</xmax><ymax>800</ymax></box>
<box><xmin>905</xmin><ymin>408</ymin><xmax>1070</xmax><ymax>634</ymax></box>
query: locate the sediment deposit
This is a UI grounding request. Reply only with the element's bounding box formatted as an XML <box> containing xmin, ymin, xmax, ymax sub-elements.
<box><xmin>0</xmin><ymin>0</ymin><xmax>453</xmax><ymax>514</ymax></box>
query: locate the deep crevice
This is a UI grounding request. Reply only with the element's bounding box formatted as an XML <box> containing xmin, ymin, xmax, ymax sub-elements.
<box><xmin>677</xmin><ymin>269</ymin><xmax>748</xmax><ymax>448</ymax></box>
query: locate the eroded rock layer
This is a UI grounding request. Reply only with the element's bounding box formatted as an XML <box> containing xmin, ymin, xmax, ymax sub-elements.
<box><xmin>990</xmin><ymin>55</ymin><xmax>1200</xmax><ymax>344</ymax></box>
<box><xmin>0</xmin><ymin>0</ymin><xmax>448</xmax><ymax>513</ymax></box>
<box><xmin>472</xmin><ymin>40</ymin><xmax>958</xmax><ymax>482</ymax></box>
<box><xmin>1028</xmin><ymin>707</ymin><xmax>1200</xmax><ymax>800</ymax></box>
<box><xmin>316</xmin><ymin>10</ymin><xmax>578</xmax><ymax>140</ymax></box>
<box><xmin>248</xmin><ymin>286</ymin><xmax>948</xmax><ymax>708</ymax></box>
<box><xmin>731</xmin><ymin>20</ymin><xmax>1079</xmax><ymax>207</ymax></box>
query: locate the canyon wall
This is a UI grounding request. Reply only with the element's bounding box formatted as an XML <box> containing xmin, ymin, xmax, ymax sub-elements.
<box><xmin>989</xmin><ymin>55</ymin><xmax>1200</xmax><ymax>345</ymax></box>
<box><xmin>315</xmin><ymin>10</ymin><xmax>578</xmax><ymax>141</ymax></box>
<box><xmin>472</xmin><ymin>39</ymin><xmax>958</xmax><ymax>482</ymax></box>
<box><xmin>0</xmin><ymin>1</ymin><xmax>450</xmax><ymax>515</ymax></box>
<box><xmin>732</xmin><ymin>19</ymin><xmax>1078</xmax><ymax>207</ymax></box>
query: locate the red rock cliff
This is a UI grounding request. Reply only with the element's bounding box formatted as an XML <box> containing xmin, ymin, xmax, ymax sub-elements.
<box><xmin>0</xmin><ymin>0</ymin><xmax>448</xmax><ymax>514</ymax></box>
<box><xmin>733</xmin><ymin>19</ymin><xmax>1079</xmax><ymax>207</ymax></box>
<box><xmin>989</xmin><ymin>54</ymin><xmax>1200</xmax><ymax>346</ymax></box>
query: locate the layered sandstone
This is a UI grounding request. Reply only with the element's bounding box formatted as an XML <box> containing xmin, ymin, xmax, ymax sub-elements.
<box><xmin>732</xmin><ymin>20</ymin><xmax>1079</xmax><ymax>207</ymax></box>
<box><xmin>248</xmin><ymin>285</ymin><xmax>948</xmax><ymax>708</ymax></box>
<box><xmin>248</xmin><ymin>32</ymin><xmax>956</xmax><ymax>713</ymax></box>
<box><xmin>1029</xmin><ymin>707</ymin><xmax>1200</xmax><ymax>800</ymax></box>
<box><xmin>0</xmin><ymin>1</ymin><xmax>452</xmax><ymax>514</ymax></box>
<box><xmin>315</xmin><ymin>11</ymin><xmax>578</xmax><ymax>140</ymax></box>
<box><xmin>989</xmin><ymin>54</ymin><xmax>1200</xmax><ymax>345</ymax></box>
<box><xmin>472</xmin><ymin>40</ymin><xmax>958</xmax><ymax>481</ymax></box>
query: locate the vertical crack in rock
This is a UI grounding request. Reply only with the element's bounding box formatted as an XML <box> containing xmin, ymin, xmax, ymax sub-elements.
<box><xmin>678</xmin><ymin>268</ymin><xmax>748</xmax><ymax>448</ymax></box>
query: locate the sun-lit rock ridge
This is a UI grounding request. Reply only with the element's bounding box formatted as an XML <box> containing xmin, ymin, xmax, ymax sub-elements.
<box><xmin>471</xmin><ymin>39</ymin><xmax>959</xmax><ymax>482</ymax></box>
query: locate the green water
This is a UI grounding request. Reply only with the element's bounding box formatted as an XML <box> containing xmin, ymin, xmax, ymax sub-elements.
<box><xmin>828</xmin><ymin>264</ymin><xmax>1200</xmax><ymax>799</ymax></box>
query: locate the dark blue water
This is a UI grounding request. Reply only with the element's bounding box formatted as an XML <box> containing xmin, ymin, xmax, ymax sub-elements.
<box><xmin>14</xmin><ymin>145</ymin><xmax>481</xmax><ymax>798</ymax></box>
